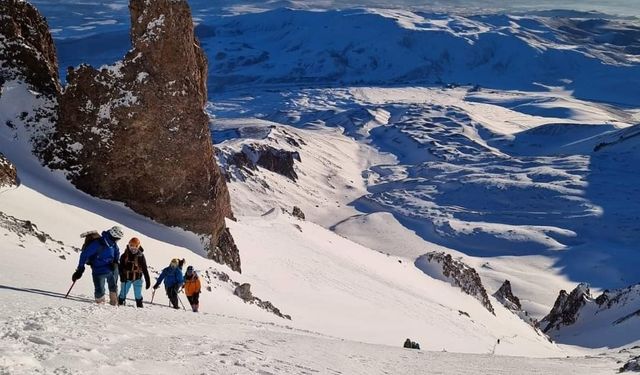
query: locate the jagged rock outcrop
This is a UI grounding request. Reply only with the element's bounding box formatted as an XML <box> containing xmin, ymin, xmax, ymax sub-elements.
<box><xmin>0</xmin><ymin>0</ymin><xmax>59</xmax><ymax>94</ymax></box>
<box><xmin>44</xmin><ymin>0</ymin><xmax>240</xmax><ymax>271</ymax></box>
<box><xmin>234</xmin><ymin>283</ymin><xmax>292</xmax><ymax>320</ymax></box>
<box><xmin>493</xmin><ymin>280</ymin><xmax>538</xmax><ymax>327</ymax></box>
<box><xmin>415</xmin><ymin>252</ymin><xmax>494</xmax><ymax>314</ymax></box>
<box><xmin>493</xmin><ymin>280</ymin><xmax>521</xmax><ymax>311</ymax></box>
<box><xmin>0</xmin><ymin>0</ymin><xmax>59</xmax><ymax>153</ymax></box>
<box><xmin>226</xmin><ymin>144</ymin><xmax>301</xmax><ymax>181</ymax></box>
<box><xmin>621</xmin><ymin>356</ymin><xmax>640</xmax><ymax>372</ymax></box>
<box><xmin>539</xmin><ymin>283</ymin><xmax>590</xmax><ymax>332</ymax></box>
<box><xmin>0</xmin><ymin>153</ymin><xmax>17</xmax><ymax>187</ymax></box>
<box><xmin>291</xmin><ymin>206</ymin><xmax>305</xmax><ymax>220</ymax></box>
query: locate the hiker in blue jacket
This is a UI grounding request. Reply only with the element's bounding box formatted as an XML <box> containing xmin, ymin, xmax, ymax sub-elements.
<box><xmin>72</xmin><ymin>226</ymin><xmax>124</xmax><ymax>305</ymax></box>
<box><xmin>153</xmin><ymin>258</ymin><xmax>185</xmax><ymax>309</ymax></box>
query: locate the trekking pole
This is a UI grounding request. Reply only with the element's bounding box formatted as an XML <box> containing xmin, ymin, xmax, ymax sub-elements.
<box><xmin>64</xmin><ymin>281</ymin><xmax>76</xmax><ymax>298</ymax></box>
<box><xmin>177</xmin><ymin>294</ymin><xmax>186</xmax><ymax>311</ymax></box>
<box><xmin>151</xmin><ymin>289</ymin><xmax>156</xmax><ymax>304</ymax></box>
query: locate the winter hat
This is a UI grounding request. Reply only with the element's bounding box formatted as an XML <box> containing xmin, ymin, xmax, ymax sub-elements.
<box><xmin>108</xmin><ymin>226</ymin><xmax>124</xmax><ymax>240</ymax></box>
<box><xmin>128</xmin><ymin>237</ymin><xmax>141</xmax><ymax>248</ymax></box>
<box><xmin>186</xmin><ymin>266</ymin><xmax>194</xmax><ymax>274</ymax></box>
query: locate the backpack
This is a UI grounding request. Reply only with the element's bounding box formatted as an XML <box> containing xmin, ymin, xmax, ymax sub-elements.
<box><xmin>122</xmin><ymin>249</ymin><xmax>144</xmax><ymax>280</ymax></box>
<box><xmin>80</xmin><ymin>230</ymin><xmax>103</xmax><ymax>266</ymax></box>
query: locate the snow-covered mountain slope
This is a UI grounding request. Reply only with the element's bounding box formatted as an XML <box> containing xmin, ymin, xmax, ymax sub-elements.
<box><xmin>212</xmin><ymin>85</ymin><xmax>640</xmax><ymax>294</ymax></box>
<box><xmin>0</xmin><ymin>124</ymin><xmax>633</xmax><ymax>372</ymax></box>
<box><xmin>12</xmin><ymin>0</ymin><xmax>640</xmax><ymax>357</ymax></box>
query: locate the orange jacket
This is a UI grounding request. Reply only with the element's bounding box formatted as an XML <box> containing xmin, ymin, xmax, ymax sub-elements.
<box><xmin>184</xmin><ymin>274</ymin><xmax>201</xmax><ymax>296</ymax></box>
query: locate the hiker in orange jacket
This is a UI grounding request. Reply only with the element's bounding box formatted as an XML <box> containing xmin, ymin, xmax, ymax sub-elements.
<box><xmin>183</xmin><ymin>265</ymin><xmax>201</xmax><ymax>312</ymax></box>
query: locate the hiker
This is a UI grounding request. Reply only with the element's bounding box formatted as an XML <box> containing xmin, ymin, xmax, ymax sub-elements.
<box><xmin>118</xmin><ymin>237</ymin><xmax>151</xmax><ymax>308</ymax></box>
<box><xmin>153</xmin><ymin>258</ymin><xmax>184</xmax><ymax>309</ymax></box>
<box><xmin>72</xmin><ymin>226</ymin><xmax>124</xmax><ymax>305</ymax></box>
<box><xmin>183</xmin><ymin>265</ymin><xmax>201</xmax><ymax>312</ymax></box>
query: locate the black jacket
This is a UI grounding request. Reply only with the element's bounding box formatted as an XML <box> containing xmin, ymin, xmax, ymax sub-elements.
<box><xmin>119</xmin><ymin>246</ymin><xmax>150</xmax><ymax>286</ymax></box>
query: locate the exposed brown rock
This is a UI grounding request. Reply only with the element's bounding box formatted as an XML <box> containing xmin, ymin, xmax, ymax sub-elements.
<box><xmin>225</xmin><ymin>144</ymin><xmax>301</xmax><ymax>182</ymax></box>
<box><xmin>0</xmin><ymin>153</ymin><xmax>17</xmax><ymax>187</ymax></box>
<box><xmin>493</xmin><ymin>280</ymin><xmax>521</xmax><ymax>311</ymax></box>
<box><xmin>291</xmin><ymin>206</ymin><xmax>305</xmax><ymax>220</ymax></box>
<box><xmin>0</xmin><ymin>0</ymin><xmax>59</xmax><ymax>95</ymax></box>
<box><xmin>47</xmin><ymin>0</ymin><xmax>240</xmax><ymax>271</ymax></box>
<box><xmin>233</xmin><ymin>282</ymin><xmax>291</xmax><ymax>320</ymax></box>
<box><xmin>0</xmin><ymin>0</ymin><xmax>59</xmax><ymax>154</ymax></box>
<box><xmin>416</xmin><ymin>252</ymin><xmax>494</xmax><ymax>314</ymax></box>
<box><xmin>539</xmin><ymin>283</ymin><xmax>589</xmax><ymax>332</ymax></box>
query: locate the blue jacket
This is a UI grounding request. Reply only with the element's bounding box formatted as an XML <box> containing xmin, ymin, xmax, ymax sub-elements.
<box><xmin>156</xmin><ymin>266</ymin><xmax>184</xmax><ymax>289</ymax></box>
<box><xmin>78</xmin><ymin>231</ymin><xmax>120</xmax><ymax>275</ymax></box>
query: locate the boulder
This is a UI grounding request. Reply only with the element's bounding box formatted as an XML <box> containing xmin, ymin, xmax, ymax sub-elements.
<box><xmin>291</xmin><ymin>206</ymin><xmax>305</xmax><ymax>220</ymax></box>
<box><xmin>234</xmin><ymin>283</ymin><xmax>253</xmax><ymax>302</ymax></box>
<box><xmin>46</xmin><ymin>0</ymin><xmax>240</xmax><ymax>271</ymax></box>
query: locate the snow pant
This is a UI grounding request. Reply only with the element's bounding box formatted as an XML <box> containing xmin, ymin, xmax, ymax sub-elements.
<box><xmin>119</xmin><ymin>279</ymin><xmax>143</xmax><ymax>301</ymax></box>
<box><xmin>187</xmin><ymin>293</ymin><xmax>200</xmax><ymax>312</ymax></box>
<box><xmin>92</xmin><ymin>269</ymin><xmax>118</xmax><ymax>300</ymax></box>
<box><xmin>186</xmin><ymin>293</ymin><xmax>199</xmax><ymax>305</ymax></box>
<box><xmin>165</xmin><ymin>285</ymin><xmax>180</xmax><ymax>309</ymax></box>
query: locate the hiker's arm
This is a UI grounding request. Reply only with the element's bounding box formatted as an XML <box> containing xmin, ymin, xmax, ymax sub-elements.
<box><xmin>141</xmin><ymin>256</ymin><xmax>151</xmax><ymax>289</ymax></box>
<box><xmin>154</xmin><ymin>269</ymin><xmax>166</xmax><ymax>289</ymax></box>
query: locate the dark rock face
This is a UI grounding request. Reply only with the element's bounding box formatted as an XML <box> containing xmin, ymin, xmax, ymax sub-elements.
<box><xmin>234</xmin><ymin>282</ymin><xmax>292</xmax><ymax>320</ymax></box>
<box><xmin>227</xmin><ymin>144</ymin><xmax>300</xmax><ymax>181</ymax></box>
<box><xmin>0</xmin><ymin>153</ymin><xmax>17</xmax><ymax>187</ymax></box>
<box><xmin>0</xmin><ymin>0</ymin><xmax>59</xmax><ymax>95</ymax></box>
<box><xmin>493</xmin><ymin>280</ymin><xmax>522</xmax><ymax>311</ymax></box>
<box><xmin>0</xmin><ymin>0</ymin><xmax>59</xmax><ymax>154</ymax></box>
<box><xmin>46</xmin><ymin>0</ymin><xmax>240</xmax><ymax>271</ymax></box>
<box><xmin>291</xmin><ymin>206</ymin><xmax>305</xmax><ymax>220</ymax></box>
<box><xmin>403</xmin><ymin>338</ymin><xmax>421</xmax><ymax>350</ymax></box>
<box><xmin>621</xmin><ymin>356</ymin><xmax>640</xmax><ymax>372</ymax></box>
<box><xmin>539</xmin><ymin>283</ymin><xmax>590</xmax><ymax>332</ymax></box>
<box><xmin>416</xmin><ymin>252</ymin><xmax>494</xmax><ymax>314</ymax></box>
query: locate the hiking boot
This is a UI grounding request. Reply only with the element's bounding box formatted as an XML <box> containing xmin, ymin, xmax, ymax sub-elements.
<box><xmin>95</xmin><ymin>296</ymin><xmax>106</xmax><ymax>304</ymax></box>
<box><xmin>118</xmin><ymin>297</ymin><xmax>126</xmax><ymax>306</ymax></box>
<box><xmin>135</xmin><ymin>298</ymin><xmax>143</xmax><ymax>308</ymax></box>
<box><xmin>109</xmin><ymin>292</ymin><xmax>118</xmax><ymax>306</ymax></box>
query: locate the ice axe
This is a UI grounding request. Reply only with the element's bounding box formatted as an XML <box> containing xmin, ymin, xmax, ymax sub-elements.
<box><xmin>64</xmin><ymin>281</ymin><xmax>76</xmax><ymax>298</ymax></box>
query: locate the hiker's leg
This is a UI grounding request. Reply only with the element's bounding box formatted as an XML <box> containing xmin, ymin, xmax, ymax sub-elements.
<box><xmin>119</xmin><ymin>280</ymin><xmax>131</xmax><ymax>300</ymax></box>
<box><xmin>118</xmin><ymin>281</ymin><xmax>131</xmax><ymax>305</ymax></box>
<box><xmin>167</xmin><ymin>286</ymin><xmax>179</xmax><ymax>309</ymax></box>
<box><xmin>107</xmin><ymin>269</ymin><xmax>118</xmax><ymax>306</ymax></box>
<box><xmin>93</xmin><ymin>273</ymin><xmax>106</xmax><ymax>302</ymax></box>
<box><xmin>132</xmin><ymin>279</ymin><xmax>143</xmax><ymax>300</ymax></box>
